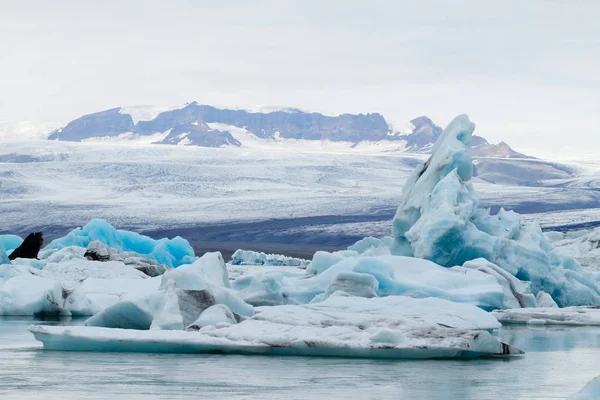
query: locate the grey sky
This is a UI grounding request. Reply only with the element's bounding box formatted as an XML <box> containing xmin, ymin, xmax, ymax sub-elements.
<box><xmin>0</xmin><ymin>0</ymin><xmax>598</xmax><ymax>151</ymax></box>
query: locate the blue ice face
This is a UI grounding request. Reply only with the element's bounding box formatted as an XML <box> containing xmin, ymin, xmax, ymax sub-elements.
<box><xmin>44</xmin><ymin>219</ymin><xmax>196</xmax><ymax>268</ymax></box>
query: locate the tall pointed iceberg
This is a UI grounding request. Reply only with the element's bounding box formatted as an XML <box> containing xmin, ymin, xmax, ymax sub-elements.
<box><xmin>392</xmin><ymin>115</ymin><xmax>600</xmax><ymax>307</ymax></box>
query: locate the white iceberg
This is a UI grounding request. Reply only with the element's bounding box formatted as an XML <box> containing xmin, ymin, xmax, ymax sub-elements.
<box><xmin>30</xmin><ymin>294</ymin><xmax>521</xmax><ymax>359</ymax></box>
<box><xmin>0</xmin><ymin>247</ymin><xmax>229</xmax><ymax>318</ymax></box>
<box><xmin>84</xmin><ymin>252</ymin><xmax>253</xmax><ymax>330</ymax></box>
<box><xmin>231</xmin><ymin>249</ymin><xmax>310</xmax><ymax>268</ymax></box>
<box><xmin>493</xmin><ymin>306</ymin><xmax>600</xmax><ymax>326</ymax></box>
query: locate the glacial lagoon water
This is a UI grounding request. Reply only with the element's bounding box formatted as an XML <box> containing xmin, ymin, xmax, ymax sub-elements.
<box><xmin>0</xmin><ymin>318</ymin><xmax>598</xmax><ymax>399</ymax></box>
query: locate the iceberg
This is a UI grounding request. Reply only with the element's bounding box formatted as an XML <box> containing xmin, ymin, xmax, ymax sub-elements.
<box><xmin>391</xmin><ymin>115</ymin><xmax>600</xmax><ymax>307</ymax></box>
<box><xmin>30</xmin><ymin>294</ymin><xmax>521</xmax><ymax>359</ymax></box>
<box><xmin>83</xmin><ymin>252</ymin><xmax>253</xmax><ymax>330</ymax></box>
<box><xmin>231</xmin><ymin>249</ymin><xmax>310</xmax><ymax>268</ymax></box>
<box><xmin>233</xmin><ymin>253</ymin><xmax>529</xmax><ymax>310</ymax></box>
<box><xmin>44</xmin><ymin>219</ymin><xmax>196</xmax><ymax>268</ymax></box>
<box><xmin>0</xmin><ymin>247</ymin><xmax>155</xmax><ymax>316</ymax></box>
<box><xmin>492</xmin><ymin>307</ymin><xmax>600</xmax><ymax>326</ymax></box>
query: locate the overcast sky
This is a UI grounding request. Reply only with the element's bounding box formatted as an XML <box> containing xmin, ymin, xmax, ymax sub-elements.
<box><xmin>1</xmin><ymin>0</ymin><xmax>598</xmax><ymax>152</ymax></box>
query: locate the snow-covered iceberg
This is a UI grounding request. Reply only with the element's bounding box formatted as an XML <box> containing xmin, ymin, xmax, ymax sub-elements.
<box><xmin>492</xmin><ymin>306</ymin><xmax>600</xmax><ymax>326</ymax></box>
<box><xmin>84</xmin><ymin>252</ymin><xmax>254</xmax><ymax>330</ymax></box>
<box><xmin>0</xmin><ymin>246</ymin><xmax>156</xmax><ymax>316</ymax></box>
<box><xmin>0</xmin><ymin>245</ymin><xmax>222</xmax><ymax>317</ymax></box>
<box><xmin>391</xmin><ymin>115</ymin><xmax>600</xmax><ymax>307</ymax></box>
<box><xmin>44</xmin><ymin>219</ymin><xmax>196</xmax><ymax>268</ymax></box>
<box><xmin>30</xmin><ymin>293</ymin><xmax>522</xmax><ymax>359</ymax></box>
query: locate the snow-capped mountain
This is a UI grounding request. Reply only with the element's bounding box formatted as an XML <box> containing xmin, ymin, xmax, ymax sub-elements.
<box><xmin>405</xmin><ymin>116</ymin><xmax>530</xmax><ymax>158</ymax></box>
<box><xmin>43</xmin><ymin>102</ymin><xmax>528</xmax><ymax>159</ymax></box>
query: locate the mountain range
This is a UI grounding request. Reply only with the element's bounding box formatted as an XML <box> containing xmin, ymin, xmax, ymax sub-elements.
<box><xmin>43</xmin><ymin>102</ymin><xmax>530</xmax><ymax>159</ymax></box>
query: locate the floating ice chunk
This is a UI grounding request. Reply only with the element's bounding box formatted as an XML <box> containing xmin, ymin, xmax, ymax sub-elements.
<box><xmin>44</xmin><ymin>219</ymin><xmax>196</xmax><ymax>268</ymax></box>
<box><xmin>85</xmin><ymin>253</ymin><xmax>253</xmax><ymax>330</ymax></box>
<box><xmin>571</xmin><ymin>376</ymin><xmax>600</xmax><ymax>400</ymax></box>
<box><xmin>391</xmin><ymin>115</ymin><xmax>600</xmax><ymax>307</ymax></box>
<box><xmin>235</xmin><ymin>254</ymin><xmax>510</xmax><ymax>310</ymax></box>
<box><xmin>493</xmin><ymin>307</ymin><xmax>600</xmax><ymax>326</ymax></box>
<box><xmin>231</xmin><ymin>250</ymin><xmax>309</xmax><ymax>268</ymax></box>
<box><xmin>86</xmin><ymin>283</ymin><xmax>252</xmax><ymax>330</ymax></box>
<box><xmin>536</xmin><ymin>291</ymin><xmax>559</xmax><ymax>308</ymax></box>
<box><xmin>31</xmin><ymin>295</ymin><xmax>516</xmax><ymax>358</ymax></box>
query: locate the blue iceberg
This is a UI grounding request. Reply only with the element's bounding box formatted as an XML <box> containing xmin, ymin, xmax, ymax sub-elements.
<box><xmin>392</xmin><ymin>115</ymin><xmax>600</xmax><ymax>307</ymax></box>
<box><xmin>45</xmin><ymin>219</ymin><xmax>196</xmax><ymax>268</ymax></box>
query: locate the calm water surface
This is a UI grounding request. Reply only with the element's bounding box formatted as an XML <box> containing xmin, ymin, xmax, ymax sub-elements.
<box><xmin>0</xmin><ymin>318</ymin><xmax>598</xmax><ymax>399</ymax></box>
